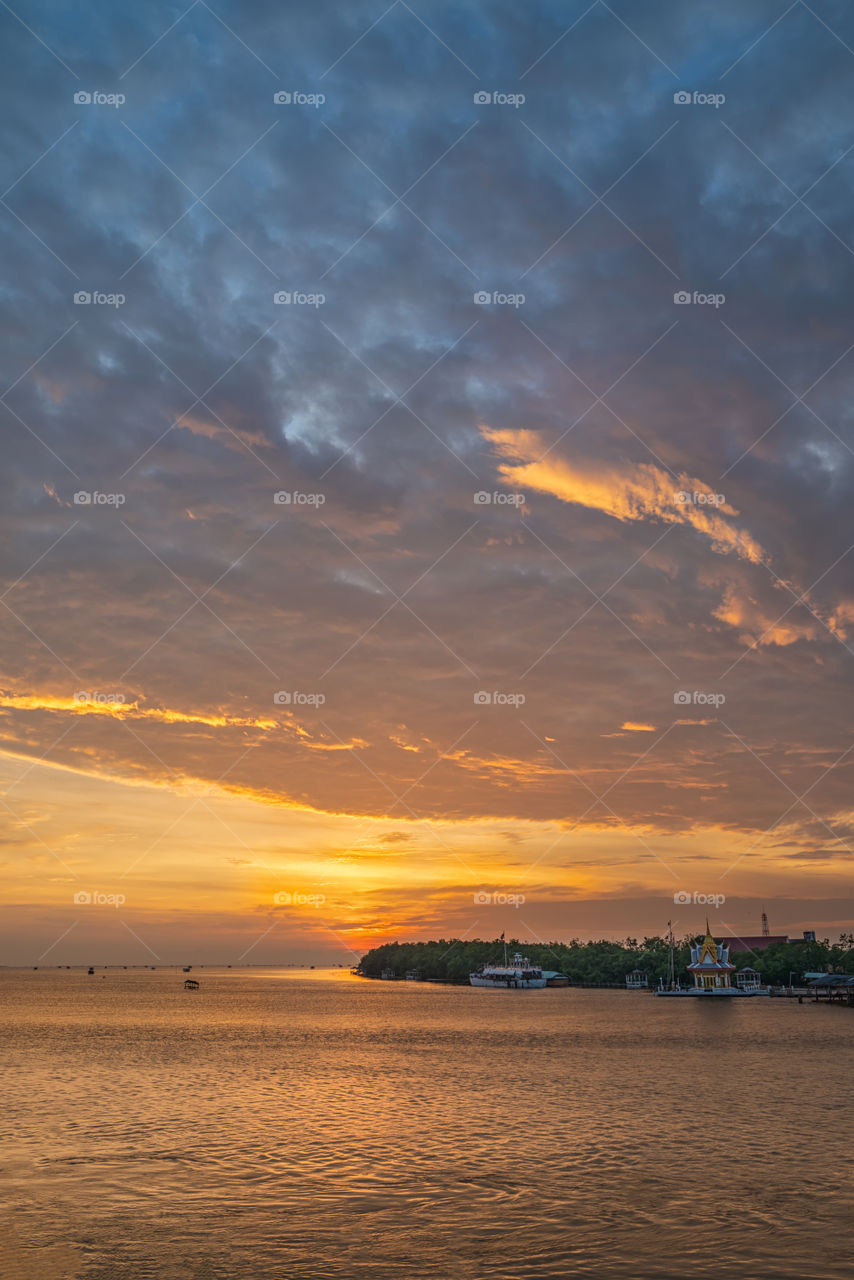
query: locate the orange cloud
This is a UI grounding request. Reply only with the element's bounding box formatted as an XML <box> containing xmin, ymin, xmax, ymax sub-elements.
<box><xmin>176</xmin><ymin>413</ymin><xmax>269</xmax><ymax>451</ymax></box>
<box><xmin>712</xmin><ymin>585</ymin><xmax>820</xmax><ymax>648</ymax></box>
<box><xmin>481</xmin><ymin>426</ymin><xmax>767</xmax><ymax>565</ymax></box>
<box><xmin>828</xmin><ymin>599</ymin><xmax>854</xmax><ymax>641</ymax></box>
<box><xmin>443</xmin><ymin>747</ymin><xmax>567</xmax><ymax>785</ymax></box>
<box><xmin>0</xmin><ymin>693</ymin><xmax>279</xmax><ymax>730</ymax></box>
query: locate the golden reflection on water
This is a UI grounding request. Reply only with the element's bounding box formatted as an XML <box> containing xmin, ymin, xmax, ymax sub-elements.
<box><xmin>1</xmin><ymin>968</ymin><xmax>851</xmax><ymax>1279</ymax></box>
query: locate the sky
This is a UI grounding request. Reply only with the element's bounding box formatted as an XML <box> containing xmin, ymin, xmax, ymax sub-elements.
<box><xmin>2</xmin><ymin>0</ymin><xmax>854</xmax><ymax>966</ymax></box>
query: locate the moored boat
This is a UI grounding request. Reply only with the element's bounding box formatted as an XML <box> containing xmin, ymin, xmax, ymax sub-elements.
<box><xmin>470</xmin><ymin>942</ymin><xmax>546</xmax><ymax>989</ymax></box>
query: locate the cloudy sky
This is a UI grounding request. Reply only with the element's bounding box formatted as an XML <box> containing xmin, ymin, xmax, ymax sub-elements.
<box><xmin>2</xmin><ymin>0</ymin><xmax>854</xmax><ymax>965</ymax></box>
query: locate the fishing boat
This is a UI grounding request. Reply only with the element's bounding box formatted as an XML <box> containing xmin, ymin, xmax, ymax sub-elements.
<box><xmin>470</xmin><ymin>938</ymin><xmax>546</xmax><ymax>988</ymax></box>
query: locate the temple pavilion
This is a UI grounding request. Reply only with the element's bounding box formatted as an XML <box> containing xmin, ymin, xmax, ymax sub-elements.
<box><xmin>687</xmin><ymin>921</ymin><xmax>736</xmax><ymax>991</ymax></box>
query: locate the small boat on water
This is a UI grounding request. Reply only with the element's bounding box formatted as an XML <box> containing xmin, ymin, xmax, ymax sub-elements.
<box><xmin>470</xmin><ymin>941</ymin><xmax>546</xmax><ymax>989</ymax></box>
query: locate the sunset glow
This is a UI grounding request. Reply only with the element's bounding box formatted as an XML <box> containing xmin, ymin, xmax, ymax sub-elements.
<box><xmin>2</xmin><ymin>0</ymin><xmax>853</xmax><ymax>970</ymax></box>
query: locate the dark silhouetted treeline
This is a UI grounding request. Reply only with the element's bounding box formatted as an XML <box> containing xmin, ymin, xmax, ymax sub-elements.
<box><xmin>357</xmin><ymin>934</ymin><xmax>854</xmax><ymax>985</ymax></box>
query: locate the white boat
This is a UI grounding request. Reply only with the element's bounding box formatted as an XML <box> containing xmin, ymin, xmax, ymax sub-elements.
<box><xmin>470</xmin><ymin>946</ymin><xmax>546</xmax><ymax>989</ymax></box>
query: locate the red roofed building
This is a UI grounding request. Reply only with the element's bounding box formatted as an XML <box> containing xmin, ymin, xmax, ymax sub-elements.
<box><xmin>729</xmin><ymin>935</ymin><xmax>788</xmax><ymax>953</ymax></box>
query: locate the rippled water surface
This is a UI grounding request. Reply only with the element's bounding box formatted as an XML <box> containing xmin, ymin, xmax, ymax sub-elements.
<box><xmin>1</xmin><ymin>968</ymin><xmax>851</xmax><ymax>1279</ymax></box>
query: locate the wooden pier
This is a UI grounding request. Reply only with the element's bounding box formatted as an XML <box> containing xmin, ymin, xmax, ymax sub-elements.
<box><xmin>808</xmin><ymin>975</ymin><xmax>854</xmax><ymax>1006</ymax></box>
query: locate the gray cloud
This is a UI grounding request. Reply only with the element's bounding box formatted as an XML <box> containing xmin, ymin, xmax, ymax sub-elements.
<box><xmin>3</xmin><ymin>0</ymin><xmax>854</xmax><ymax>951</ymax></box>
